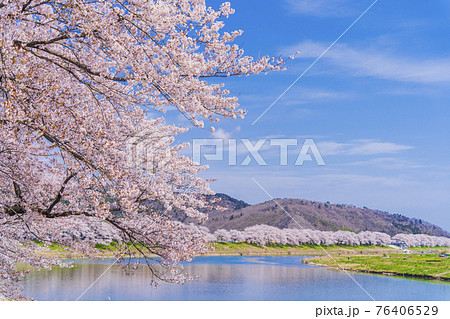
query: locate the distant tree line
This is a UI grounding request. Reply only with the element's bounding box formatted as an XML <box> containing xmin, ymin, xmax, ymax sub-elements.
<box><xmin>189</xmin><ymin>224</ymin><xmax>450</xmax><ymax>247</ymax></box>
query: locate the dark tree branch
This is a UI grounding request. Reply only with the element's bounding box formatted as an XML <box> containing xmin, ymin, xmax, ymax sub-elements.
<box><xmin>4</xmin><ymin>204</ymin><xmax>26</xmax><ymax>216</ymax></box>
<box><xmin>42</xmin><ymin>173</ymin><xmax>76</xmax><ymax>215</ymax></box>
<box><xmin>13</xmin><ymin>182</ymin><xmax>23</xmax><ymax>201</ymax></box>
<box><xmin>21</xmin><ymin>0</ymin><xmax>33</xmax><ymax>12</ymax></box>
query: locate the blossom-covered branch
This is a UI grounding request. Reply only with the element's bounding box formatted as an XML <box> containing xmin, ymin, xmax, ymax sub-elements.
<box><xmin>0</xmin><ymin>0</ymin><xmax>287</xmax><ymax>299</ymax></box>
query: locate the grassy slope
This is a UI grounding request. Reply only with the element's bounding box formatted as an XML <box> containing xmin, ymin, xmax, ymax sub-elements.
<box><xmin>305</xmin><ymin>253</ymin><xmax>450</xmax><ymax>281</ymax></box>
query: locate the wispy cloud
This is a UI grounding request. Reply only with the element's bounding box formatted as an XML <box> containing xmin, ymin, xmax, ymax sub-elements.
<box><xmin>284</xmin><ymin>0</ymin><xmax>356</xmax><ymax>18</ymax></box>
<box><xmin>287</xmin><ymin>41</ymin><xmax>450</xmax><ymax>83</ymax></box>
<box><xmin>317</xmin><ymin>139</ymin><xmax>413</xmax><ymax>156</ymax></box>
<box><xmin>282</xmin><ymin>87</ymin><xmax>353</xmax><ymax>105</ymax></box>
<box><xmin>345</xmin><ymin>157</ymin><xmax>424</xmax><ymax>170</ymax></box>
<box><xmin>349</xmin><ymin>140</ymin><xmax>413</xmax><ymax>155</ymax></box>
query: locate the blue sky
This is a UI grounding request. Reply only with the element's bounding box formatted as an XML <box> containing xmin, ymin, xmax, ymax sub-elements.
<box><xmin>169</xmin><ymin>0</ymin><xmax>450</xmax><ymax>231</ymax></box>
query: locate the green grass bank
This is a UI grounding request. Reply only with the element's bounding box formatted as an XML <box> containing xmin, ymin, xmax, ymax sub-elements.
<box><xmin>305</xmin><ymin>253</ymin><xmax>450</xmax><ymax>282</ymax></box>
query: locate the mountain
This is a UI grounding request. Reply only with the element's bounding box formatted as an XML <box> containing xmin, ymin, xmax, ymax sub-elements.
<box><xmin>184</xmin><ymin>194</ymin><xmax>449</xmax><ymax>237</ymax></box>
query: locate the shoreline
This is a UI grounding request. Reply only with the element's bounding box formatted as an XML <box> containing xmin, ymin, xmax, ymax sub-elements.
<box><xmin>304</xmin><ymin>253</ymin><xmax>450</xmax><ymax>283</ymax></box>
<box><xmin>35</xmin><ymin>242</ymin><xmax>448</xmax><ymax>259</ymax></box>
<box><xmin>306</xmin><ymin>260</ymin><xmax>450</xmax><ymax>282</ymax></box>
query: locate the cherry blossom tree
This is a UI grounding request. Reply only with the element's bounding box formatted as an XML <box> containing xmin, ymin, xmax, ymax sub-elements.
<box><xmin>229</xmin><ymin>229</ymin><xmax>245</xmax><ymax>243</ymax></box>
<box><xmin>392</xmin><ymin>233</ymin><xmax>450</xmax><ymax>247</ymax></box>
<box><xmin>213</xmin><ymin>229</ymin><xmax>232</xmax><ymax>243</ymax></box>
<box><xmin>0</xmin><ymin>0</ymin><xmax>286</xmax><ymax>299</ymax></box>
<box><xmin>208</xmin><ymin>225</ymin><xmax>450</xmax><ymax>248</ymax></box>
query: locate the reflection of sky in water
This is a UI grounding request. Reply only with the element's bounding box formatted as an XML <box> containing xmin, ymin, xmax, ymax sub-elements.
<box><xmin>22</xmin><ymin>256</ymin><xmax>450</xmax><ymax>301</ymax></box>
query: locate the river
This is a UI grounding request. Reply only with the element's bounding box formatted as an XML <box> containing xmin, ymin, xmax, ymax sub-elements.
<box><xmin>22</xmin><ymin>256</ymin><xmax>450</xmax><ymax>301</ymax></box>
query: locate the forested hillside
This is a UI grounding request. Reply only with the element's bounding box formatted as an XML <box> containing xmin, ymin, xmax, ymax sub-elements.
<box><xmin>178</xmin><ymin>194</ymin><xmax>449</xmax><ymax>238</ymax></box>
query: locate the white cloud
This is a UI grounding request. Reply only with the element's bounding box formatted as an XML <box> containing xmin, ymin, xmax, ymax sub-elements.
<box><xmin>316</xmin><ymin>141</ymin><xmax>350</xmax><ymax>155</ymax></box>
<box><xmin>345</xmin><ymin>157</ymin><xmax>424</xmax><ymax>170</ymax></box>
<box><xmin>285</xmin><ymin>0</ymin><xmax>355</xmax><ymax>17</ymax></box>
<box><xmin>317</xmin><ymin>139</ymin><xmax>413</xmax><ymax>156</ymax></box>
<box><xmin>287</xmin><ymin>41</ymin><xmax>450</xmax><ymax>83</ymax></box>
<box><xmin>348</xmin><ymin>141</ymin><xmax>412</xmax><ymax>155</ymax></box>
<box><xmin>282</xmin><ymin>88</ymin><xmax>353</xmax><ymax>105</ymax></box>
<box><xmin>211</xmin><ymin>128</ymin><xmax>233</xmax><ymax>140</ymax></box>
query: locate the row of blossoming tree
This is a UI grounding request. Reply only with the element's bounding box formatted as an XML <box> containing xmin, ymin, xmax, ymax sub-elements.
<box><xmin>193</xmin><ymin>225</ymin><xmax>450</xmax><ymax>248</ymax></box>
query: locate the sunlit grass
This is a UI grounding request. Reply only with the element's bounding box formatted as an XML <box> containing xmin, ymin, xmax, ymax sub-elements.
<box><xmin>306</xmin><ymin>253</ymin><xmax>450</xmax><ymax>280</ymax></box>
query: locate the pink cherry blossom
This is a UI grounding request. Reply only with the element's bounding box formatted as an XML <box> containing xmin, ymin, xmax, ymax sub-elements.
<box><xmin>0</xmin><ymin>0</ymin><xmax>286</xmax><ymax>299</ymax></box>
<box><xmin>210</xmin><ymin>226</ymin><xmax>450</xmax><ymax>248</ymax></box>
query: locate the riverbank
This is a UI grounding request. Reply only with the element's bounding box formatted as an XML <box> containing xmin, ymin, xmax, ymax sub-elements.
<box><xmin>210</xmin><ymin>242</ymin><xmax>405</xmax><ymax>256</ymax></box>
<box><xmin>34</xmin><ymin>242</ymin><xmax>447</xmax><ymax>259</ymax></box>
<box><xmin>305</xmin><ymin>253</ymin><xmax>450</xmax><ymax>282</ymax></box>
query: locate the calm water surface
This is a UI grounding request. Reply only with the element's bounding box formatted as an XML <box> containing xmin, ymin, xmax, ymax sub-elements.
<box><xmin>22</xmin><ymin>256</ymin><xmax>450</xmax><ymax>301</ymax></box>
